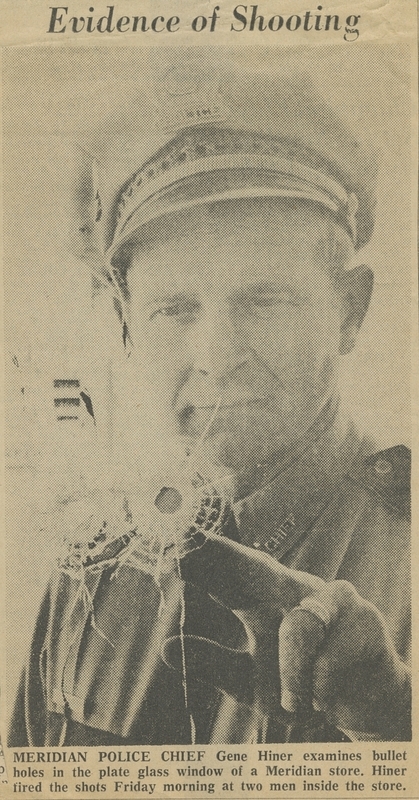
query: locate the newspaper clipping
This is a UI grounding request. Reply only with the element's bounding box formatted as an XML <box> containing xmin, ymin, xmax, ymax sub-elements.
<box><xmin>1</xmin><ymin>1</ymin><xmax>417</xmax><ymax>798</ymax></box>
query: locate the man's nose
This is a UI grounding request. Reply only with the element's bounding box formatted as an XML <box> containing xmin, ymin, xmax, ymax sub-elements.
<box><xmin>189</xmin><ymin>304</ymin><xmax>249</xmax><ymax>383</ymax></box>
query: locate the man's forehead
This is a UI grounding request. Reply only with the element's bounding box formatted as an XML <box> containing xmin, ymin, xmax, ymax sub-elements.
<box><xmin>133</xmin><ymin>197</ymin><xmax>333</xmax><ymax>255</ymax></box>
<box><xmin>127</xmin><ymin>199</ymin><xmax>332</xmax><ymax>293</ymax></box>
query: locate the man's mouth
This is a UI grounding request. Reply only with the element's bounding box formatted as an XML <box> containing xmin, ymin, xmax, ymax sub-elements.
<box><xmin>194</xmin><ymin>397</ymin><xmax>273</xmax><ymax>411</ymax></box>
<box><xmin>178</xmin><ymin>396</ymin><xmax>273</xmax><ymax>425</ymax></box>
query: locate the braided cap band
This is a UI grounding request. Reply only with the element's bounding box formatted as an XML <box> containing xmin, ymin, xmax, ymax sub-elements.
<box><xmin>106</xmin><ymin>126</ymin><xmax>359</xmax><ymax>261</ymax></box>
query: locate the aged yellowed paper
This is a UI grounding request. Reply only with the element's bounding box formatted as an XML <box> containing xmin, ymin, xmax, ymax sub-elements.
<box><xmin>0</xmin><ymin>1</ymin><xmax>417</xmax><ymax>799</ymax></box>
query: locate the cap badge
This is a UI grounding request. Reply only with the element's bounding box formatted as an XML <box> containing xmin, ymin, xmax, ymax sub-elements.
<box><xmin>154</xmin><ymin>64</ymin><xmax>229</xmax><ymax>133</ymax></box>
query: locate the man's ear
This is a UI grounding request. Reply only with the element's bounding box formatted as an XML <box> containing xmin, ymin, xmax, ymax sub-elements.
<box><xmin>337</xmin><ymin>264</ymin><xmax>374</xmax><ymax>355</ymax></box>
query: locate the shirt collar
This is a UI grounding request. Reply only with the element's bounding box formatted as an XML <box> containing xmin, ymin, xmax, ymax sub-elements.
<box><xmin>232</xmin><ymin>399</ymin><xmax>363</xmax><ymax>560</ymax></box>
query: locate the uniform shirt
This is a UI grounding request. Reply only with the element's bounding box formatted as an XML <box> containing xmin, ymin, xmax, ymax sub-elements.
<box><xmin>8</xmin><ymin>407</ymin><xmax>410</xmax><ymax>746</ymax></box>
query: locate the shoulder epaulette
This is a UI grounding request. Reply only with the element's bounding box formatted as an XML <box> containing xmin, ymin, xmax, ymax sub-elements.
<box><xmin>349</xmin><ymin>444</ymin><xmax>411</xmax><ymax>518</ymax></box>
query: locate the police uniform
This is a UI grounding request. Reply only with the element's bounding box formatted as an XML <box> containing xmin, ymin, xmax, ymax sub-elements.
<box><xmin>8</xmin><ymin>65</ymin><xmax>411</xmax><ymax>746</ymax></box>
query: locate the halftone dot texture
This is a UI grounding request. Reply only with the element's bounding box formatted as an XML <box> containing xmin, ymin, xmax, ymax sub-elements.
<box><xmin>4</xmin><ymin>46</ymin><xmax>410</xmax><ymax>748</ymax></box>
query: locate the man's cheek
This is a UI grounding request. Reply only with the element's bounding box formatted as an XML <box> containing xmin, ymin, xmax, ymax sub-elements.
<box><xmin>254</xmin><ymin>317</ymin><xmax>316</xmax><ymax>366</ymax></box>
<box><xmin>255</xmin><ymin>333</ymin><xmax>312</xmax><ymax>388</ymax></box>
<box><xmin>276</xmin><ymin>318</ymin><xmax>337</xmax><ymax>383</ymax></box>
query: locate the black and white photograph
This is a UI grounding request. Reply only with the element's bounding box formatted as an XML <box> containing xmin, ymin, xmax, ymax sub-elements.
<box><xmin>2</xmin><ymin>35</ymin><xmax>414</xmax><ymax>776</ymax></box>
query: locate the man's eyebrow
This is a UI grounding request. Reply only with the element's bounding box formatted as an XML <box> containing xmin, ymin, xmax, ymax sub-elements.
<box><xmin>145</xmin><ymin>290</ymin><xmax>200</xmax><ymax>306</ymax></box>
<box><xmin>236</xmin><ymin>281</ymin><xmax>305</xmax><ymax>297</ymax></box>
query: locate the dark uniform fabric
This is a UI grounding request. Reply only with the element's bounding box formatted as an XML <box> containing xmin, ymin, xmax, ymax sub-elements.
<box><xmin>8</xmin><ymin>412</ymin><xmax>410</xmax><ymax>747</ymax></box>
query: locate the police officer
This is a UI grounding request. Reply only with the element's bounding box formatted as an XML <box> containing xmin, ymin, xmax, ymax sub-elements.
<box><xmin>9</xmin><ymin>63</ymin><xmax>410</xmax><ymax>746</ymax></box>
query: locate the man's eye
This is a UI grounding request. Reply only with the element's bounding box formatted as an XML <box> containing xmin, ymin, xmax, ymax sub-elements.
<box><xmin>251</xmin><ymin>292</ymin><xmax>299</xmax><ymax>308</ymax></box>
<box><xmin>251</xmin><ymin>295</ymin><xmax>277</xmax><ymax>307</ymax></box>
<box><xmin>149</xmin><ymin>302</ymin><xmax>199</xmax><ymax>322</ymax></box>
<box><xmin>149</xmin><ymin>305</ymin><xmax>180</xmax><ymax>320</ymax></box>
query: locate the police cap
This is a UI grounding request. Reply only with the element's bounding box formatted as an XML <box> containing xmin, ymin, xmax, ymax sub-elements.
<box><xmin>104</xmin><ymin>63</ymin><xmax>378</xmax><ymax>264</ymax></box>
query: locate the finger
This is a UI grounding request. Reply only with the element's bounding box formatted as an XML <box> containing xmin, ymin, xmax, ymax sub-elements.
<box><xmin>311</xmin><ymin>582</ymin><xmax>390</xmax><ymax>712</ymax></box>
<box><xmin>281</xmin><ymin>581</ymin><xmax>377</xmax><ymax>717</ymax></box>
<box><xmin>162</xmin><ymin>635</ymin><xmax>255</xmax><ymax>704</ymax></box>
<box><xmin>278</xmin><ymin>601</ymin><xmax>335</xmax><ymax>712</ymax></box>
<box><xmin>279</xmin><ymin>583</ymin><xmax>342</xmax><ymax>711</ymax></box>
<box><xmin>180</xmin><ymin>534</ymin><xmax>324</xmax><ymax>615</ymax></box>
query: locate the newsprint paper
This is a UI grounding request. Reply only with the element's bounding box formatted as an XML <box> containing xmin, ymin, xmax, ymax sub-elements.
<box><xmin>0</xmin><ymin>1</ymin><xmax>418</xmax><ymax>799</ymax></box>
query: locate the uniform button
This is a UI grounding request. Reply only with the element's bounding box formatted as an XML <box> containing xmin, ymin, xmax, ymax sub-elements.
<box><xmin>374</xmin><ymin>458</ymin><xmax>392</xmax><ymax>475</ymax></box>
<box><xmin>253</xmin><ymin>541</ymin><xmax>261</xmax><ymax>549</ymax></box>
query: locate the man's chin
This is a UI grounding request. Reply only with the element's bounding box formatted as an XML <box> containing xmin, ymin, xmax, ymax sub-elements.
<box><xmin>177</xmin><ymin>430</ymin><xmax>270</xmax><ymax>477</ymax></box>
<box><xmin>175</xmin><ymin>404</ymin><xmax>303</xmax><ymax>473</ymax></box>
<box><xmin>173</xmin><ymin>430</ymin><xmax>232</xmax><ymax>473</ymax></box>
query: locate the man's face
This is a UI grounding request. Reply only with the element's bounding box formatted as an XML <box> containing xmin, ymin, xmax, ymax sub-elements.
<box><xmin>123</xmin><ymin>200</ymin><xmax>345</xmax><ymax>473</ymax></box>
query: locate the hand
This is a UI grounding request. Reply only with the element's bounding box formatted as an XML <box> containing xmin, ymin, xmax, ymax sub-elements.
<box><xmin>168</xmin><ymin>532</ymin><xmax>410</xmax><ymax>740</ymax></box>
<box><xmin>278</xmin><ymin>580</ymin><xmax>411</xmax><ymax>739</ymax></box>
